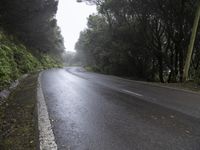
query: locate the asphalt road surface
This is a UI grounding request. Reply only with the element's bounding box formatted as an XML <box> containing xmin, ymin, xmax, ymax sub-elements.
<box><xmin>41</xmin><ymin>67</ymin><xmax>200</xmax><ymax>150</ymax></box>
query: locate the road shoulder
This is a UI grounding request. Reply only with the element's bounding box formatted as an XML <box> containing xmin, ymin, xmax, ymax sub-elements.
<box><xmin>0</xmin><ymin>73</ymin><xmax>39</xmax><ymax>149</ymax></box>
<box><xmin>109</xmin><ymin>75</ymin><xmax>200</xmax><ymax>95</ymax></box>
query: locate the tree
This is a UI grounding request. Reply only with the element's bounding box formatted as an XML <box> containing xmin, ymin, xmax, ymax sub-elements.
<box><xmin>0</xmin><ymin>0</ymin><xmax>65</xmax><ymax>56</ymax></box>
<box><xmin>76</xmin><ymin>0</ymin><xmax>200</xmax><ymax>82</ymax></box>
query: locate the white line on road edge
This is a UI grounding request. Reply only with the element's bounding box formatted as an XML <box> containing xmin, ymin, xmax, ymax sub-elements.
<box><xmin>37</xmin><ymin>73</ymin><xmax>57</xmax><ymax>150</ymax></box>
<box><xmin>121</xmin><ymin>89</ymin><xmax>143</xmax><ymax>97</ymax></box>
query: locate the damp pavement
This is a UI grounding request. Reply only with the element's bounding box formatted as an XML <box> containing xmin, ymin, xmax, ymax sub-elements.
<box><xmin>40</xmin><ymin>67</ymin><xmax>200</xmax><ymax>150</ymax></box>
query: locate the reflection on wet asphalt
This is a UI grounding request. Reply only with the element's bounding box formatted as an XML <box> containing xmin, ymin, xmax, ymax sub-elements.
<box><xmin>41</xmin><ymin>67</ymin><xmax>200</xmax><ymax>150</ymax></box>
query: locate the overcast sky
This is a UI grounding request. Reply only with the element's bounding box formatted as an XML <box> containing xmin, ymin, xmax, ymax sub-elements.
<box><xmin>56</xmin><ymin>0</ymin><xmax>96</xmax><ymax>52</ymax></box>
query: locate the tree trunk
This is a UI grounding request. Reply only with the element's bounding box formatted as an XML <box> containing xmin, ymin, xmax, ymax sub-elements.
<box><xmin>158</xmin><ymin>56</ymin><xmax>164</xmax><ymax>83</ymax></box>
<box><xmin>175</xmin><ymin>49</ymin><xmax>178</xmax><ymax>80</ymax></box>
<box><xmin>183</xmin><ymin>0</ymin><xmax>200</xmax><ymax>81</ymax></box>
<box><xmin>151</xmin><ymin>58</ymin><xmax>157</xmax><ymax>81</ymax></box>
<box><xmin>168</xmin><ymin>49</ymin><xmax>175</xmax><ymax>83</ymax></box>
<box><xmin>179</xmin><ymin>48</ymin><xmax>184</xmax><ymax>82</ymax></box>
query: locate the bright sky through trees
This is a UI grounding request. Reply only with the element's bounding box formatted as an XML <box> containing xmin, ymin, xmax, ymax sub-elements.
<box><xmin>56</xmin><ymin>0</ymin><xmax>96</xmax><ymax>52</ymax></box>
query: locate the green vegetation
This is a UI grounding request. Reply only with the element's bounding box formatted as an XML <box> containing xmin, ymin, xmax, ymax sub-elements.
<box><xmin>0</xmin><ymin>0</ymin><xmax>65</xmax><ymax>55</ymax></box>
<box><xmin>40</xmin><ymin>55</ymin><xmax>63</xmax><ymax>69</ymax></box>
<box><xmin>0</xmin><ymin>31</ymin><xmax>62</xmax><ymax>90</ymax></box>
<box><xmin>0</xmin><ymin>1</ymin><xmax>64</xmax><ymax>148</ymax></box>
<box><xmin>76</xmin><ymin>0</ymin><xmax>200</xmax><ymax>84</ymax></box>
<box><xmin>0</xmin><ymin>0</ymin><xmax>65</xmax><ymax>90</ymax></box>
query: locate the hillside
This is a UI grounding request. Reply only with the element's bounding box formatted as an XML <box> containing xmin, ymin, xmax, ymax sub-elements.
<box><xmin>0</xmin><ymin>30</ymin><xmax>61</xmax><ymax>90</ymax></box>
<box><xmin>0</xmin><ymin>0</ymin><xmax>65</xmax><ymax>90</ymax></box>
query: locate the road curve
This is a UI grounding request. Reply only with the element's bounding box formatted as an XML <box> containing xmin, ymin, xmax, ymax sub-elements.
<box><xmin>40</xmin><ymin>67</ymin><xmax>200</xmax><ymax>150</ymax></box>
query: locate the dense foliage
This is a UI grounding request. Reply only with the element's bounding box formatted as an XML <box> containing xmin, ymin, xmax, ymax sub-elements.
<box><xmin>0</xmin><ymin>31</ymin><xmax>61</xmax><ymax>90</ymax></box>
<box><xmin>0</xmin><ymin>0</ymin><xmax>65</xmax><ymax>55</ymax></box>
<box><xmin>0</xmin><ymin>0</ymin><xmax>65</xmax><ymax>89</ymax></box>
<box><xmin>76</xmin><ymin>0</ymin><xmax>200</xmax><ymax>83</ymax></box>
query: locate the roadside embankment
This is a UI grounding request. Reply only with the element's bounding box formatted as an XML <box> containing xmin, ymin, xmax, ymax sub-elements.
<box><xmin>0</xmin><ymin>30</ymin><xmax>62</xmax><ymax>92</ymax></box>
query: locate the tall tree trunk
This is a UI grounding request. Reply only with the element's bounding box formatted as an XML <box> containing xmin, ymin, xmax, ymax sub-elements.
<box><xmin>168</xmin><ymin>49</ymin><xmax>175</xmax><ymax>83</ymax></box>
<box><xmin>179</xmin><ymin>47</ymin><xmax>184</xmax><ymax>82</ymax></box>
<box><xmin>151</xmin><ymin>58</ymin><xmax>156</xmax><ymax>81</ymax></box>
<box><xmin>175</xmin><ymin>48</ymin><xmax>178</xmax><ymax>80</ymax></box>
<box><xmin>158</xmin><ymin>55</ymin><xmax>164</xmax><ymax>83</ymax></box>
<box><xmin>183</xmin><ymin>0</ymin><xmax>200</xmax><ymax>81</ymax></box>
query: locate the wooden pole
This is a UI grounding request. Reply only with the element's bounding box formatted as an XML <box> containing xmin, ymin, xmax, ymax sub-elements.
<box><xmin>183</xmin><ymin>0</ymin><xmax>200</xmax><ymax>81</ymax></box>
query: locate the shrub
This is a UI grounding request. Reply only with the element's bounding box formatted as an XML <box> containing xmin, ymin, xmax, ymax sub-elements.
<box><xmin>0</xmin><ymin>31</ymin><xmax>62</xmax><ymax>90</ymax></box>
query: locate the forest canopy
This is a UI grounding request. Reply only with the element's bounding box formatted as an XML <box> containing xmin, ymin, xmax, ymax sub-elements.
<box><xmin>0</xmin><ymin>0</ymin><xmax>65</xmax><ymax>55</ymax></box>
<box><xmin>76</xmin><ymin>0</ymin><xmax>200</xmax><ymax>83</ymax></box>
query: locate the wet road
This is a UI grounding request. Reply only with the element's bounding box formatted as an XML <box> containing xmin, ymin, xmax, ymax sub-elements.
<box><xmin>41</xmin><ymin>67</ymin><xmax>200</xmax><ymax>150</ymax></box>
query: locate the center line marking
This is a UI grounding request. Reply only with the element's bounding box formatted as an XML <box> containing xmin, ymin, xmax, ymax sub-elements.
<box><xmin>121</xmin><ymin>89</ymin><xmax>143</xmax><ymax>97</ymax></box>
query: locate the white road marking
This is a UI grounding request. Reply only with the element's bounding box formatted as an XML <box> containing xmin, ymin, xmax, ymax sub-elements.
<box><xmin>121</xmin><ymin>89</ymin><xmax>143</xmax><ymax>97</ymax></box>
<box><xmin>37</xmin><ymin>73</ymin><xmax>57</xmax><ymax>150</ymax></box>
